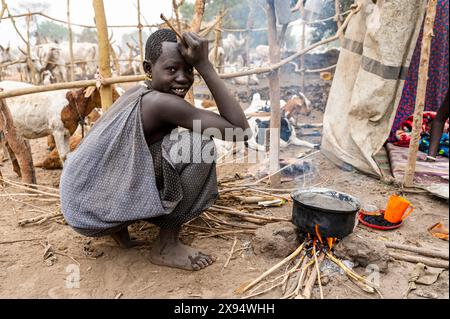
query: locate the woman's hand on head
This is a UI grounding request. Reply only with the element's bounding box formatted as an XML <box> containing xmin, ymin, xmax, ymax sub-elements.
<box><xmin>178</xmin><ymin>32</ymin><xmax>210</xmax><ymax>68</ymax></box>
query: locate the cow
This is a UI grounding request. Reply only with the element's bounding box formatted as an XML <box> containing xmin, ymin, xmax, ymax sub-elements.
<box><xmin>222</xmin><ymin>34</ymin><xmax>247</xmax><ymax>65</ymax></box>
<box><xmin>17</xmin><ymin>48</ymin><xmax>45</xmax><ymax>84</ymax></box>
<box><xmin>0</xmin><ymin>45</ymin><xmax>12</xmax><ymax>80</ymax></box>
<box><xmin>0</xmin><ymin>45</ymin><xmax>12</xmax><ymax>64</ymax></box>
<box><xmin>58</xmin><ymin>41</ymin><xmax>98</xmax><ymax>79</ymax></box>
<box><xmin>208</xmin><ymin>46</ymin><xmax>225</xmax><ymax>73</ymax></box>
<box><xmin>35</xmin><ymin>42</ymin><xmax>67</xmax><ymax>83</ymax></box>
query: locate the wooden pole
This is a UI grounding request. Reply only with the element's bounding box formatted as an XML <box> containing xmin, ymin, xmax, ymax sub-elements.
<box><xmin>0</xmin><ymin>6</ymin><xmax>362</xmax><ymax>100</ymax></box>
<box><xmin>404</xmin><ymin>0</ymin><xmax>438</xmax><ymax>187</ymax></box>
<box><xmin>191</xmin><ymin>0</ymin><xmax>205</xmax><ymax>33</ymax></box>
<box><xmin>300</xmin><ymin>2</ymin><xmax>305</xmax><ymax>93</ymax></box>
<box><xmin>245</xmin><ymin>5</ymin><xmax>255</xmax><ymax>67</ymax></box>
<box><xmin>92</xmin><ymin>0</ymin><xmax>113</xmax><ymax>111</ymax></box>
<box><xmin>213</xmin><ymin>11</ymin><xmax>223</xmax><ymax>73</ymax></box>
<box><xmin>25</xmin><ymin>13</ymin><xmax>37</xmax><ymax>85</ymax></box>
<box><xmin>186</xmin><ymin>0</ymin><xmax>205</xmax><ymax>106</ymax></box>
<box><xmin>266</xmin><ymin>0</ymin><xmax>281</xmax><ymax>186</ymax></box>
<box><xmin>137</xmin><ymin>0</ymin><xmax>144</xmax><ymax>73</ymax></box>
<box><xmin>172</xmin><ymin>0</ymin><xmax>184</xmax><ymax>32</ymax></box>
<box><xmin>67</xmin><ymin>0</ymin><xmax>75</xmax><ymax>82</ymax></box>
<box><xmin>0</xmin><ymin>96</ymin><xmax>36</xmax><ymax>184</ymax></box>
<box><xmin>335</xmin><ymin>0</ymin><xmax>343</xmax><ymax>45</ymax></box>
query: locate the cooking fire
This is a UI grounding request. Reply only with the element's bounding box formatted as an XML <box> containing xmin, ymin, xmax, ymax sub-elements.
<box><xmin>237</xmin><ymin>225</ymin><xmax>382</xmax><ymax>299</ymax></box>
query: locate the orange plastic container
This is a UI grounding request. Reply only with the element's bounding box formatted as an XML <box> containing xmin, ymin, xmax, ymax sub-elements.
<box><xmin>384</xmin><ymin>194</ymin><xmax>414</xmax><ymax>223</ymax></box>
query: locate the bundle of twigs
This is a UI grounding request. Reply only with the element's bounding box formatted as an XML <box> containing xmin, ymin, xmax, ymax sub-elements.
<box><xmin>182</xmin><ymin>176</ymin><xmax>292</xmax><ymax>239</ymax></box>
<box><xmin>236</xmin><ymin>239</ymin><xmax>384</xmax><ymax>299</ymax></box>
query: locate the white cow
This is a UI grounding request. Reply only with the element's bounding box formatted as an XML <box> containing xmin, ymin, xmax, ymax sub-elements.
<box><xmin>59</xmin><ymin>41</ymin><xmax>98</xmax><ymax>79</ymax></box>
<box><xmin>35</xmin><ymin>42</ymin><xmax>67</xmax><ymax>82</ymax></box>
<box><xmin>0</xmin><ymin>81</ymin><xmax>119</xmax><ymax>166</ymax></box>
<box><xmin>0</xmin><ymin>81</ymin><xmax>72</xmax><ymax>162</ymax></box>
<box><xmin>0</xmin><ymin>45</ymin><xmax>12</xmax><ymax>79</ymax></box>
<box><xmin>222</xmin><ymin>34</ymin><xmax>246</xmax><ymax>65</ymax></box>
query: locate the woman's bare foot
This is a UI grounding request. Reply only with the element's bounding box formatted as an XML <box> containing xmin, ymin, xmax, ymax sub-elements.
<box><xmin>149</xmin><ymin>227</ymin><xmax>216</xmax><ymax>271</ymax></box>
<box><xmin>111</xmin><ymin>227</ymin><xmax>145</xmax><ymax>248</ymax></box>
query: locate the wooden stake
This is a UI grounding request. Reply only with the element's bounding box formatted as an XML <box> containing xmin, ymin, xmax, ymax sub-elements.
<box><xmin>191</xmin><ymin>0</ymin><xmax>205</xmax><ymax>32</ymax></box>
<box><xmin>137</xmin><ymin>0</ymin><xmax>144</xmax><ymax>72</ymax></box>
<box><xmin>300</xmin><ymin>1</ymin><xmax>305</xmax><ymax>93</ymax></box>
<box><xmin>92</xmin><ymin>0</ymin><xmax>113</xmax><ymax>111</ymax></box>
<box><xmin>67</xmin><ymin>0</ymin><xmax>75</xmax><ymax>82</ymax></box>
<box><xmin>404</xmin><ymin>0</ymin><xmax>438</xmax><ymax>187</ymax></box>
<box><xmin>25</xmin><ymin>12</ymin><xmax>37</xmax><ymax>84</ymax></box>
<box><xmin>212</xmin><ymin>11</ymin><xmax>223</xmax><ymax>73</ymax></box>
<box><xmin>266</xmin><ymin>0</ymin><xmax>281</xmax><ymax>187</ymax></box>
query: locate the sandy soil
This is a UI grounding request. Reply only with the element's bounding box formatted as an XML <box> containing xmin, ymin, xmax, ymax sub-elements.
<box><xmin>0</xmin><ymin>76</ymin><xmax>448</xmax><ymax>299</ymax></box>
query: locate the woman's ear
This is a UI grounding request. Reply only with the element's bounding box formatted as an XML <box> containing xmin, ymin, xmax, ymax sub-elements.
<box><xmin>143</xmin><ymin>60</ymin><xmax>152</xmax><ymax>78</ymax></box>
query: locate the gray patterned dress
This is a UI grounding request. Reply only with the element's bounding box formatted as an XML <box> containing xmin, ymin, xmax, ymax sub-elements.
<box><xmin>60</xmin><ymin>83</ymin><xmax>218</xmax><ymax>236</ymax></box>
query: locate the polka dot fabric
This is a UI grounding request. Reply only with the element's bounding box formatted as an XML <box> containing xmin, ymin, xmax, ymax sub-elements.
<box><xmin>389</xmin><ymin>0</ymin><xmax>449</xmax><ymax>142</ymax></box>
<box><xmin>60</xmin><ymin>85</ymin><xmax>218</xmax><ymax>236</ymax></box>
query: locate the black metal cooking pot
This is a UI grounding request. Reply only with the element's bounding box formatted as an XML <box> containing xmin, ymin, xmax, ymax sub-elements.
<box><xmin>291</xmin><ymin>188</ymin><xmax>361</xmax><ymax>238</ymax></box>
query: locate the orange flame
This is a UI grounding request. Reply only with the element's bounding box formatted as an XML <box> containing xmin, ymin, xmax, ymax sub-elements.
<box><xmin>326</xmin><ymin>237</ymin><xmax>337</xmax><ymax>250</ymax></box>
<box><xmin>315</xmin><ymin>224</ymin><xmax>323</xmax><ymax>244</ymax></box>
<box><xmin>326</xmin><ymin>238</ymin><xmax>334</xmax><ymax>250</ymax></box>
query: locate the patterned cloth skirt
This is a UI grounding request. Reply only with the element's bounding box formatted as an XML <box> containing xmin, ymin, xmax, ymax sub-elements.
<box><xmin>72</xmin><ymin>130</ymin><xmax>218</xmax><ymax>236</ymax></box>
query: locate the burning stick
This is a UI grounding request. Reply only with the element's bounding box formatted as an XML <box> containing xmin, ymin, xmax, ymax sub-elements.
<box><xmin>325</xmin><ymin>251</ymin><xmax>383</xmax><ymax>297</ymax></box>
<box><xmin>312</xmin><ymin>246</ymin><xmax>324</xmax><ymax>299</ymax></box>
<box><xmin>238</xmin><ymin>242</ymin><xmax>305</xmax><ymax>294</ymax></box>
<box><xmin>281</xmin><ymin>255</ymin><xmax>305</xmax><ymax>294</ymax></box>
<box><xmin>301</xmin><ymin>253</ymin><xmax>325</xmax><ymax>299</ymax></box>
<box><xmin>315</xmin><ymin>224</ymin><xmax>324</xmax><ymax>244</ymax></box>
<box><xmin>289</xmin><ymin>257</ymin><xmax>313</xmax><ymax>298</ymax></box>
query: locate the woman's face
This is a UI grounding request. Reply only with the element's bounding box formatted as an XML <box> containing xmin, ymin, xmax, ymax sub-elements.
<box><xmin>147</xmin><ymin>42</ymin><xmax>194</xmax><ymax>98</ymax></box>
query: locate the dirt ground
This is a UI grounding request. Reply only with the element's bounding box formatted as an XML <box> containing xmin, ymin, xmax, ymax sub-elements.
<box><xmin>0</xmin><ymin>74</ymin><xmax>448</xmax><ymax>299</ymax></box>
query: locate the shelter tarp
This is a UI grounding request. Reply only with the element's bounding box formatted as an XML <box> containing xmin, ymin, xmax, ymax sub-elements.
<box><xmin>321</xmin><ymin>0</ymin><xmax>427</xmax><ymax>176</ymax></box>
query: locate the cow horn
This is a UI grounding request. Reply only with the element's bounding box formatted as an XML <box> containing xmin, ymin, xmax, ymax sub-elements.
<box><xmin>84</xmin><ymin>86</ymin><xmax>96</xmax><ymax>98</ymax></box>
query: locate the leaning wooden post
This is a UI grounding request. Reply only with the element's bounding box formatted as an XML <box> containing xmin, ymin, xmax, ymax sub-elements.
<box><xmin>67</xmin><ymin>0</ymin><xmax>75</xmax><ymax>82</ymax></box>
<box><xmin>266</xmin><ymin>0</ymin><xmax>281</xmax><ymax>186</ymax></box>
<box><xmin>92</xmin><ymin>0</ymin><xmax>113</xmax><ymax>111</ymax></box>
<box><xmin>0</xmin><ymin>95</ymin><xmax>36</xmax><ymax>184</ymax></box>
<box><xmin>404</xmin><ymin>0</ymin><xmax>438</xmax><ymax>187</ymax></box>
<box><xmin>137</xmin><ymin>0</ymin><xmax>144</xmax><ymax>73</ymax></box>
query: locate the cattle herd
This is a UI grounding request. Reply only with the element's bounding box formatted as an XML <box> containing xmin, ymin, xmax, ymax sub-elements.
<box><xmin>0</xmin><ymin>32</ymin><xmax>323</xmax><ymax>175</ymax></box>
<box><xmin>0</xmin><ymin>39</ymin><xmax>141</xmax><ymax>84</ymax></box>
